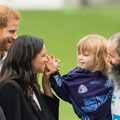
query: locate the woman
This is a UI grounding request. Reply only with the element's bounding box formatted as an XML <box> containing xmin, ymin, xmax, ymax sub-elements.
<box><xmin>0</xmin><ymin>35</ymin><xmax>59</xmax><ymax>120</ymax></box>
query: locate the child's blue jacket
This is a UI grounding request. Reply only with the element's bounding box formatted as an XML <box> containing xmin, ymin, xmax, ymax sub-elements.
<box><xmin>50</xmin><ymin>67</ymin><xmax>113</xmax><ymax>120</ymax></box>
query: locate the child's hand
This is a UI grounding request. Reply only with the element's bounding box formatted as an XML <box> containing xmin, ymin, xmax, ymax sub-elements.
<box><xmin>43</xmin><ymin>54</ymin><xmax>60</xmax><ymax>79</ymax></box>
<box><xmin>45</xmin><ymin>54</ymin><xmax>60</xmax><ymax>72</ymax></box>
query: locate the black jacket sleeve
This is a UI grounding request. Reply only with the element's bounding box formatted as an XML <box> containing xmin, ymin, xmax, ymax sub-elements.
<box><xmin>44</xmin><ymin>94</ymin><xmax>59</xmax><ymax>120</ymax></box>
<box><xmin>0</xmin><ymin>106</ymin><xmax>6</xmax><ymax>120</ymax></box>
<box><xmin>0</xmin><ymin>81</ymin><xmax>21</xmax><ymax>120</ymax></box>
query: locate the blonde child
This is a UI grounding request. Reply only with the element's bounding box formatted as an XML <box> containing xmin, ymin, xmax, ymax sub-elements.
<box><xmin>47</xmin><ymin>35</ymin><xmax>113</xmax><ymax>120</ymax></box>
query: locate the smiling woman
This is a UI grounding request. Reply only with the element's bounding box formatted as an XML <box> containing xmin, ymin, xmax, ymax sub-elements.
<box><xmin>0</xmin><ymin>35</ymin><xmax>59</xmax><ymax>120</ymax></box>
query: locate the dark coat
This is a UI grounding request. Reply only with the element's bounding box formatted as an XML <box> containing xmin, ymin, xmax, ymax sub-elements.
<box><xmin>0</xmin><ymin>80</ymin><xmax>59</xmax><ymax>120</ymax></box>
<box><xmin>0</xmin><ymin>106</ymin><xmax>6</xmax><ymax>120</ymax></box>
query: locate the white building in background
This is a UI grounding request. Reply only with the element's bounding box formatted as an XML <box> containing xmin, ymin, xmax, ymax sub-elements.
<box><xmin>0</xmin><ymin>0</ymin><xmax>120</xmax><ymax>10</ymax></box>
<box><xmin>0</xmin><ymin>0</ymin><xmax>81</xmax><ymax>10</ymax></box>
<box><xmin>0</xmin><ymin>0</ymin><xmax>64</xmax><ymax>10</ymax></box>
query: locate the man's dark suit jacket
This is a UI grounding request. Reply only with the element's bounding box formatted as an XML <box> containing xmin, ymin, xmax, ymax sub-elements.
<box><xmin>0</xmin><ymin>80</ymin><xmax>59</xmax><ymax>120</ymax></box>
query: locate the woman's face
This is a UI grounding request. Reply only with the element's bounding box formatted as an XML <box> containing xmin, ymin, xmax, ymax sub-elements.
<box><xmin>31</xmin><ymin>44</ymin><xmax>48</xmax><ymax>73</ymax></box>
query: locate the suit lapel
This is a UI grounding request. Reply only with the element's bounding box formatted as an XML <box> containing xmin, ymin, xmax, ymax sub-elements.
<box><xmin>33</xmin><ymin>108</ymin><xmax>45</xmax><ymax>120</ymax></box>
<box><xmin>31</xmin><ymin>92</ymin><xmax>47</xmax><ymax>120</ymax></box>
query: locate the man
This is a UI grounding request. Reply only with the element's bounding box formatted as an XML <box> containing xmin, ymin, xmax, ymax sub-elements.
<box><xmin>0</xmin><ymin>3</ymin><xmax>21</xmax><ymax>71</ymax></box>
<box><xmin>0</xmin><ymin>3</ymin><xmax>21</xmax><ymax>120</ymax></box>
<box><xmin>107</xmin><ymin>32</ymin><xmax>120</xmax><ymax>120</ymax></box>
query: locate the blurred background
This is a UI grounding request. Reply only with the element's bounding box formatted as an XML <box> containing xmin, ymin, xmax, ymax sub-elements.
<box><xmin>1</xmin><ymin>0</ymin><xmax>120</xmax><ymax>119</ymax></box>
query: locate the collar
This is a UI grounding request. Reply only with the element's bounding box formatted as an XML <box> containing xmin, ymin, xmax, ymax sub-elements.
<box><xmin>0</xmin><ymin>52</ymin><xmax>7</xmax><ymax>62</ymax></box>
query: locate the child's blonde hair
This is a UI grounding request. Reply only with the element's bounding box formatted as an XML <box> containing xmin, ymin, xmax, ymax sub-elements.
<box><xmin>77</xmin><ymin>34</ymin><xmax>109</xmax><ymax>74</ymax></box>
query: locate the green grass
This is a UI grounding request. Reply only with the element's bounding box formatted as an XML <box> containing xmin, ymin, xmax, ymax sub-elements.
<box><xmin>18</xmin><ymin>6</ymin><xmax>120</xmax><ymax>120</ymax></box>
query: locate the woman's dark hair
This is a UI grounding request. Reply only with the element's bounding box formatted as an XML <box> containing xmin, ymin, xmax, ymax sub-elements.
<box><xmin>0</xmin><ymin>35</ymin><xmax>44</xmax><ymax>110</ymax></box>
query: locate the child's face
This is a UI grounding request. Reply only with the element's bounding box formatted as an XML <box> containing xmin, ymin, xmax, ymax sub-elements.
<box><xmin>77</xmin><ymin>50</ymin><xmax>95</xmax><ymax>72</ymax></box>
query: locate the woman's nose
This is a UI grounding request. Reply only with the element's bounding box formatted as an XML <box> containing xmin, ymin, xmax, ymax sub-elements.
<box><xmin>44</xmin><ymin>55</ymin><xmax>49</xmax><ymax>62</ymax></box>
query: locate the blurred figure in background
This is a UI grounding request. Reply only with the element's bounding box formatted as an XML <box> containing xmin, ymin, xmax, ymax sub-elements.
<box><xmin>0</xmin><ymin>3</ymin><xmax>21</xmax><ymax>120</ymax></box>
<box><xmin>0</xmin><ymin>35</ymin><xmax>59</xmax><ymax>120</ymax></box>
<box><xmin>107</xmin><ymin>32</ymin><xmax>120</xmax><ymax>120</ymax></box>
<box><xmin>46</xmin><ymin>35</ymin><xmax>113</xmax><ymax>120</ymax></box>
